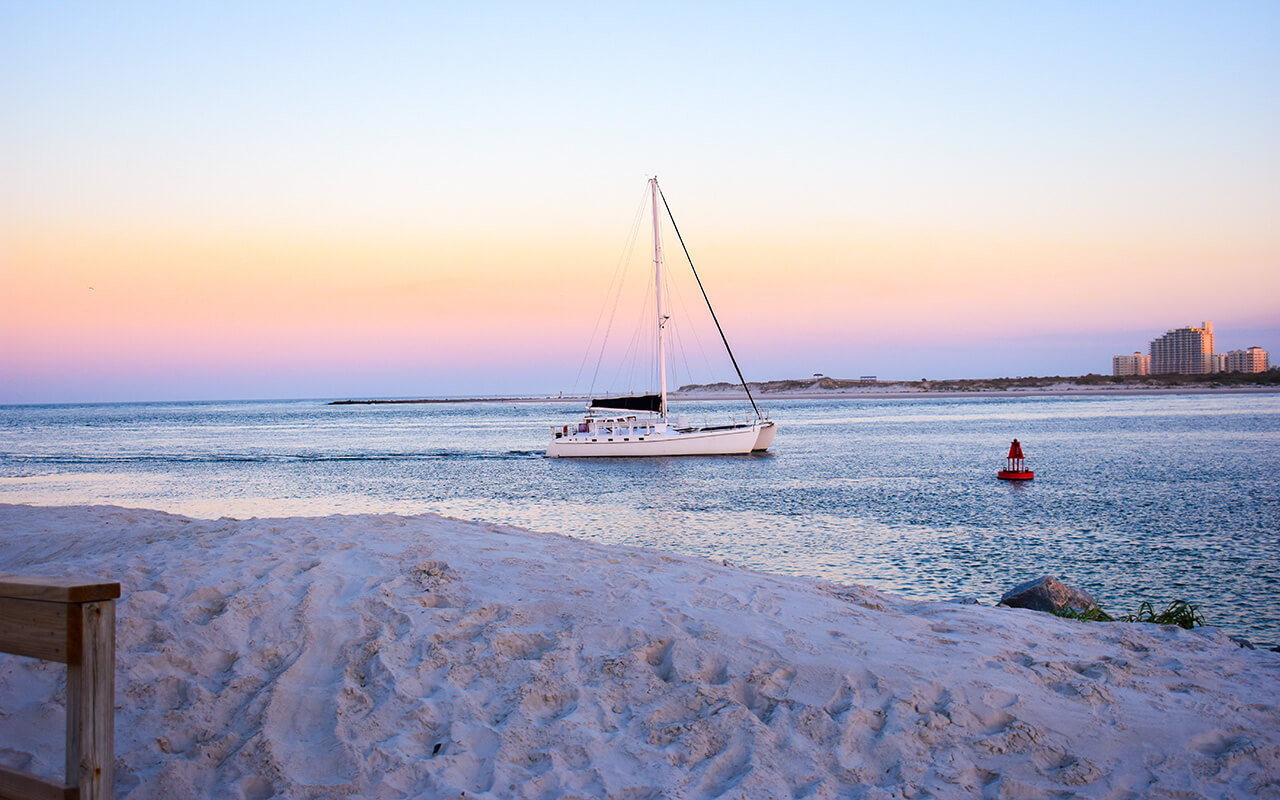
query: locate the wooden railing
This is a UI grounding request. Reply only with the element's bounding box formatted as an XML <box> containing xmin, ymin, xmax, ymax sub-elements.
<box><xmin>0</xmin><ymin>576</ymin><xmax>120</xmax><ymax>800</ymax></box>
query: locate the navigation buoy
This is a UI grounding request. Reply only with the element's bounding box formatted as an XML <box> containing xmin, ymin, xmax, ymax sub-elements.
<box><xmin>997</xmin><ymin>439</ymin><xmax>1034</xmax><ymax>481</ymax></box>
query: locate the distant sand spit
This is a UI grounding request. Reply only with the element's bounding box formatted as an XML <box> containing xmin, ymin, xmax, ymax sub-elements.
<box><xmin>1</xmin><ymin>504</ymin><xmax>1277</xmax><ymax>799</ymax></box>
<box><xmin>329</xmin><ymin>384</ymin><xmax>1280</xmax><ymax>405</ymax></box>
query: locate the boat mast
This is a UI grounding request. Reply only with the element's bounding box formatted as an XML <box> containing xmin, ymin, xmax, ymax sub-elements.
<box><xmin>651</xmin><ymin>177</ymin><xmax>668</xmax><ymax>419</ymax></box>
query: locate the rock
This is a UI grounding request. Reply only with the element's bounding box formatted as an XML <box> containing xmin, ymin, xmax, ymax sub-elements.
<box><xmin>1229</xmin><ymin>636</ymin><xmax>1256</xmax><ymax>650</ymax></box>
<box><xmin>1000</xmin><ymin>575</ymin><xmax>1098</xmax><ymax>614</ymax></box>
<box><xmin>950</xmin><ymin>596</ymin><xmax>981</xmax><ymax>605</ymax></box>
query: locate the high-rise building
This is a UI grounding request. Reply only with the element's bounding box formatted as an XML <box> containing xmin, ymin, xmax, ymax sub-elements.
<box><xmin>1150</xmin><ymin>322</ymin><xmax>1215</xmax><ymax>375</ymax></box>
<box><xmin>1225</xmin><ymin>346</ymin><xmax>1271</xmax><ymax>373</ymax></box>
<box><xmin>1112</xmin><ymin>352</ymin><xmax>1150</xmax><ymax>376</ymax></box>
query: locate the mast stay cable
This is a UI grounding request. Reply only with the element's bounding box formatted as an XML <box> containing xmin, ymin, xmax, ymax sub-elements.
<box><xmin>656</xmin><ymin>183</ymin><xmax>763</xmax><ymax>420</ymax></box>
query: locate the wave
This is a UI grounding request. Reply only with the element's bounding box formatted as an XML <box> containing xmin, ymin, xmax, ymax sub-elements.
<box><xmin>1</xmin><ymin>449</ymin><xmax>545</xmax><ymax>465</ymax></box>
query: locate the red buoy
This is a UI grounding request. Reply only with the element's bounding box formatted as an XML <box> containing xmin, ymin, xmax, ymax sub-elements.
<box><xmin>997</xmin><ymin>438</ymin><xmax>1034</xmax><ymax>481</ymax></box>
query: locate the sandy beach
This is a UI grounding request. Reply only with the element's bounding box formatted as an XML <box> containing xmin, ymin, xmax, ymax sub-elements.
<box><xmin>1</xmin><ymin>504</ymin><xmax>1278</xmax><ymax>799</ymax></box>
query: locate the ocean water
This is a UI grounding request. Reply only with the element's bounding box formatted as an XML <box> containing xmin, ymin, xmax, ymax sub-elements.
<box><xmin>1</xmin><ymin>393</ymin><xmax>1278</xmax><ymax>644</ymax></box>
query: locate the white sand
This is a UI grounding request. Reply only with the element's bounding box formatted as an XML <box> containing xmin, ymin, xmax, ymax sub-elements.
<box><xmin>1</xmin><ymin>504</ymin><xmax>1277</xmax><ymax>799</ymax></box>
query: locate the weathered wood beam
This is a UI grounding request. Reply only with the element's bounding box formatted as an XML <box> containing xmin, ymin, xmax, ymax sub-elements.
<box><xmin>0</xmin><ymin>598</ymin><xmax>78</xmax><ymax>663</ymax></box>
<box><xmin>0</xmin><ymin>765</ymin><xmax>78</xmax><ymax>800</ymax></box>
<box><xmin>0</xmin><ymin>577</ymin><xmax>118</xmax><ymax>800</ymax></box>
<box><xmin>0</xmin><ymin>577</ymin><xmax>120</xmax><ymax>605</ymax></box>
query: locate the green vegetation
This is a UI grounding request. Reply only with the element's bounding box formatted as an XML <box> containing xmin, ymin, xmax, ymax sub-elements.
<box><xmin>1053</xmin><ymin>606</ymin><xmax>1116</xmax><ymax>623</ymax></box>
<box><xmin>1054</xmin><ymin>599</ymin><xmax>1206</xmax><ymax>630</ymax></box>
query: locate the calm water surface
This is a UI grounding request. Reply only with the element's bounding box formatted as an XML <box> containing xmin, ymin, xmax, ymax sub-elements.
<box><xmin>2</xmin><ymin>393</ymin><xmax>1277</xmax><ymax>644</ymax></box>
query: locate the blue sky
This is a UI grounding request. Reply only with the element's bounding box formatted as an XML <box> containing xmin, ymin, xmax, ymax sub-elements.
<box><xmin>2</xmin><ymin>1</ymin><xmax>1277</xmax><ymax>401</ymax></box>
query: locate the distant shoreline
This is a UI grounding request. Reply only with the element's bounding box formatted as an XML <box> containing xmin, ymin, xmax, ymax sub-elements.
<box><xmin>680</xmin><ymin>386</ymin><xmax>1280</xmax><ymax>401</ymax></box>
<box><xmin>329</xmin><ymin>384</ymin><xmax>1280</xmax><ymax>405</ymax></box>
<box><xmin>328</xmin><ymin>397</ymin><xmax>562</xmax><ymax>405</ymax></box>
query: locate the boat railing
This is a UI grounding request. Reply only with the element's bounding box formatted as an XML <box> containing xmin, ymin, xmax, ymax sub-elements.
<box><xmin>551</xmin><ymin>421</ymin><xmax>659</xmax><ymax>439</ymax></box>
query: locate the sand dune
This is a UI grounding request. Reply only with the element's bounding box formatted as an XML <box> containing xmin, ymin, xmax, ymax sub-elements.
<box><xmin>1</xmin><ymin>504</ymin><xmax>1277</xmax><ymax>798</ymax></box>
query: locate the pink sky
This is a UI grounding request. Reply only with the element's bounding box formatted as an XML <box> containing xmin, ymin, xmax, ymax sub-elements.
<box><xmin>2</xmin><ymin>4</ymin><xmax>1277</xmax><ymax>402</ymax></box>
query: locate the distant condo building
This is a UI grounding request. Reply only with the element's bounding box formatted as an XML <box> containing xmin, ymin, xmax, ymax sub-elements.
<box><xmin>1112</xmin><ymin>322</ymin><xmax>1271</xmax><ymax>376</ymax></box>
<box><xmin>1112</xmin><ymin>352</ymin><xmax>1150</xmax><ymax>376</ymax></box>
<box><xmin>1225</xmin><ymin>346</ymin><xmax>1271</xmax><ymax>373</ymax></box>
<box><xmin>1149</xmin><ymin>322</ymin><xmax>1215</xmax><ymax>375</ymax></box>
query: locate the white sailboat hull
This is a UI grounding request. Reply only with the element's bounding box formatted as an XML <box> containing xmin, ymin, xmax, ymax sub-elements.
<box><xmin>548</xmin><ymin>421</ymin><xmax>774</xmax><ymax>458</ymax></box>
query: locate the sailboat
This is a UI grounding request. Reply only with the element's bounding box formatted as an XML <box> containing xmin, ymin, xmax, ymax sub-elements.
<box><xmin>547</xmin><ymin>177</ymin><xmax>776</xmax><ymax>458</ymax></box>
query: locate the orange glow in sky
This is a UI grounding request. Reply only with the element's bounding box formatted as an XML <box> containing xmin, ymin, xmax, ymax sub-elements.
<box><xmin>2</xmin><ymin>3</ymin><xmax>1277</xmax><ymax>402</ymax></box>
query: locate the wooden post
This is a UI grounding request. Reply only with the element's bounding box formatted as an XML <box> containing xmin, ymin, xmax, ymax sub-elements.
<box><xmin>0</xmin><ymin>576</ymin><xmax>120</xmax><ymax>800</ymax></box>
<box><xmin>66</xmin><ymin>601</ymin><xmax>114</xmax><ymax>800</ymax></box>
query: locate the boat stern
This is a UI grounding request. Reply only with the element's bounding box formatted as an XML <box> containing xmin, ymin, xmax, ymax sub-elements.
<box><xmin>752</xmin><ymin>420</ymin><xmax>777</xmax><ymax>451</ymax></box>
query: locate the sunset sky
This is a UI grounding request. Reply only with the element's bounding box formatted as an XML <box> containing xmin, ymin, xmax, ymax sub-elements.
<box><xmin>3</xmin><ymin>2</ymin><xmax>1277</xmax><ymax>403</ymax></box>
